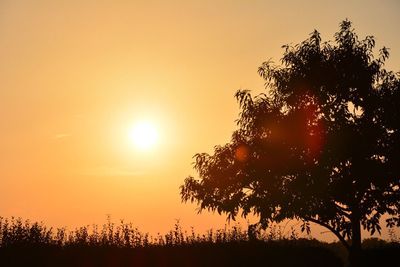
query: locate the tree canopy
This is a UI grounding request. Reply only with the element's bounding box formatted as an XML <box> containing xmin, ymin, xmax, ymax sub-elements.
<box><xmin>180</xmin><ymin>20</ymin><xmax>400</xmax><ymax>265</ymax></box>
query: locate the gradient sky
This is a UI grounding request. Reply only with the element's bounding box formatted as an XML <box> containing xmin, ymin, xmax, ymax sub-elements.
<box><xmin>1</xmin><ymin>0</ymin><xmax>399</xmax><ymax>241</ymax></box>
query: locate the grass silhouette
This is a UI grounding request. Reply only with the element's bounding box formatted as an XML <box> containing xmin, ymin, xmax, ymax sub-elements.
<box><xmin>0</xmin><ymin>216</ymin><xmax>399</xmax><ymax>267</ymax></box>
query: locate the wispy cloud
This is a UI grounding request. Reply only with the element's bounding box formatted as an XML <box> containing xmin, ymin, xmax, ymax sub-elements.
<box><xmin>81</xmin><ymin>166</ymin><xmax>144</xmax><ymax>177</ymax></box>
<box><xmin>54</xmin><ymin>133</ymin><xmax>72</xmax><ymax>139</ymax></box>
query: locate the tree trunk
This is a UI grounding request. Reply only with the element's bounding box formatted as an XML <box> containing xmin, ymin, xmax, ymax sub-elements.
<box><xmin>349</xmin><ymin>216</ymin><xmax>362</xmax><ymax>267</ymax></box>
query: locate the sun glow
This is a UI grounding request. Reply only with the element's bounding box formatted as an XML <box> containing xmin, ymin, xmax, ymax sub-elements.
<box><xmin>129</xmin><ymin>121</ymin><xmax>159</xmax><ymax>151</ymax></box>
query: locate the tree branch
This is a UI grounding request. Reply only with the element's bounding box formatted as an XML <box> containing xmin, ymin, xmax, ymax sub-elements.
<box><xmin>304</xmin><ymin>217</ymin><xmax>350</xmax><ymax>251</ymax></box>
<box><xmin>334</xmin><ymin>201</ymin><xmax>351</xmax><ymax>212</ymax></box>
<box><xmin>334</xmin><ymin>202</ymin><xmax>352</xmax><ymax>219</ymax></box>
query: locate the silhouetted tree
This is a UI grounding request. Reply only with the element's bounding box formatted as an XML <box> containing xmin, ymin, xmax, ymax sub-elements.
<box><xmin>181</xmin><ymin>20</ymin><xmax>400</xmax><ymax>267</ymax></box>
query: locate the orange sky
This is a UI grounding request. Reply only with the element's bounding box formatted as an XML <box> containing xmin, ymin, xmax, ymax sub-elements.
<box><xmin>1</xmin><ymin>0</ymin><xmax>399</xmax><ymax>241</ymax></box>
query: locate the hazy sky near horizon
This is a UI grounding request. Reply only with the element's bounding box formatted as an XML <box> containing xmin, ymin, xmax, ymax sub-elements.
<box><xmin>1</xmin><ymin>0</ymin><xmax>399</xmax><ymax>240</ymax></box>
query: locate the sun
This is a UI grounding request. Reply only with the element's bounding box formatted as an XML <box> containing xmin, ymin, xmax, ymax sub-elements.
<box><xmin>129</xmin><ymin>121</ymin><xmax>159</xmax><ymax>151</ymax></box>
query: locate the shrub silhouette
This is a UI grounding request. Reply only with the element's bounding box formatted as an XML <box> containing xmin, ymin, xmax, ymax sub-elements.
<box><xmin>181</xmin><ymin>20</ymin><xmax>400</xmax><ymax>267</ymax></box>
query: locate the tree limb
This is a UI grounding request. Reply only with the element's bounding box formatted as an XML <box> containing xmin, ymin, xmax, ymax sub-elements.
<box><xmin>304</xmin><ymin>217</ymin><xmax>350</xmax><ymax>251</ymax></box>
<box><xmin>333</xmin><ymin>202</ymin><xmax>352</xmax><ymax>219</ymax></box>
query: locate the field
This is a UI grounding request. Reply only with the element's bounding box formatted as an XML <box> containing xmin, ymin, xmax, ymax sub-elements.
<box><xmin>1</xmin><ymin>217</ymin><xmax>399</xmax><ymax>267</ymax></box>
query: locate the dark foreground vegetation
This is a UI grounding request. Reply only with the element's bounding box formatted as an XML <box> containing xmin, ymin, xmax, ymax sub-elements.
<box><xmin>1</xmin><ymin>217</ymin><xmax>399</xmax><ymax>267</ymax></box>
